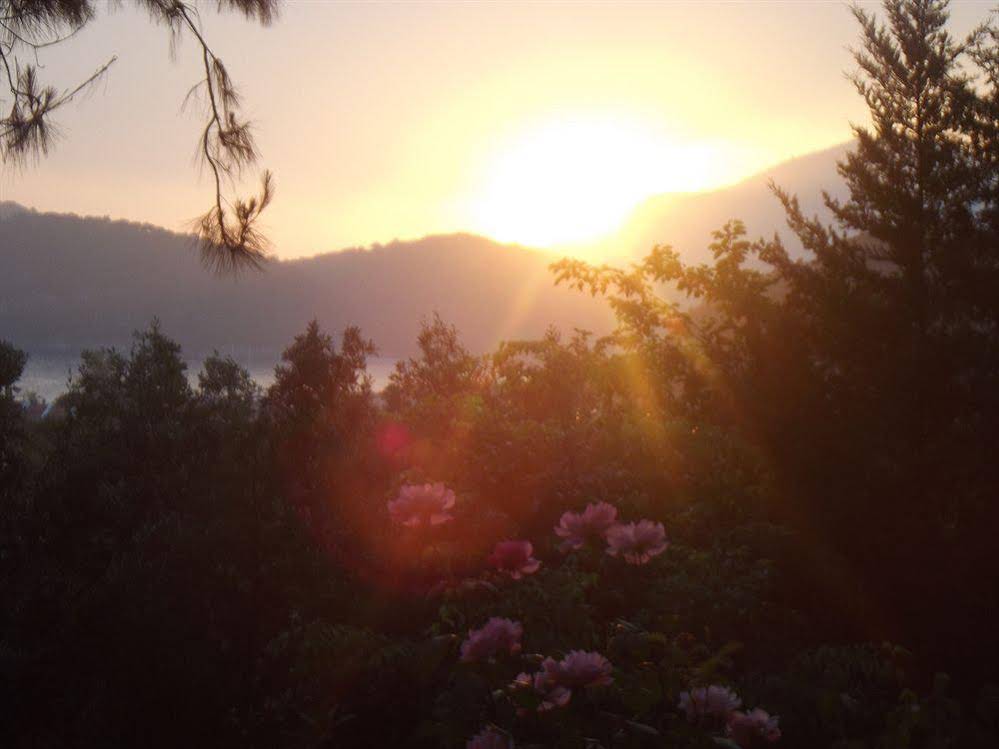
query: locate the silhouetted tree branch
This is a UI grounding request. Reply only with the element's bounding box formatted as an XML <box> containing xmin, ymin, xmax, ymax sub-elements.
<box><xmin>0</xmin><ymin>0</ymin><xmax>280</xmax><ymax>273</ymax></box>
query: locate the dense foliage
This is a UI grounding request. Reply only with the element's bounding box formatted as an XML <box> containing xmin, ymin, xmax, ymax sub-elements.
<box><xmin>1</xmin><ymin>2</ymin><xmax>997</xmax><ymax>747</ymax></box>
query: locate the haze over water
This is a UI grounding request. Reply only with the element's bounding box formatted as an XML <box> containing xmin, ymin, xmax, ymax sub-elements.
<box><xmin>19</xmin><ymin>350</ymin><xmax>399</xmax><ymax>403</ymax></box>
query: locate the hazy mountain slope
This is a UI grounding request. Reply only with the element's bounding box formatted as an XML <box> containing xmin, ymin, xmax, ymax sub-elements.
<box><xmin>592</xmin><ymin>141</ymin><xmax>852</xmax><ymax>263</ymax></box>
<box><xmin>1</xmin><ymin>143</ymin><xmax>853</xmax><ymax>354</ymax></box>
<box><xmin>0</xmin><ymin>206</ymin><xmax>613</xmax><ymax>356</ymax></box>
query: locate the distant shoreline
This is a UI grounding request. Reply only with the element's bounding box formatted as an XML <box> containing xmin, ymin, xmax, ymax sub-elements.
<box><xmin>18</xmin><ymin>349</ymin><xmax>399</xmax><ymax>403</ymax></box>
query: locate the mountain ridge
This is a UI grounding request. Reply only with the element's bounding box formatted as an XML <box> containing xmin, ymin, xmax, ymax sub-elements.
<box><xmin>0</xmin><ymin>205</ymin><xmax>614</xmax><ymax>357</ymax></box>
<box><xmin>1</xmin><ymin>141</ymin><xmax>853</xmax><ymax>356</ymax></box>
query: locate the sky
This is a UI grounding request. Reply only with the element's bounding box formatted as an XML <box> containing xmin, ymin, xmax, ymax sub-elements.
<box><xmin>1</xmin><ymin>1</ymin><xmax>992</xmax><ymax>259</ymax></box>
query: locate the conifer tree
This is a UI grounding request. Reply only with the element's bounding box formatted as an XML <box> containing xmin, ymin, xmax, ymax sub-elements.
<box><xmin>767</xmin><ymin>0</ymin><xmax>998</xmax><ymax>540</ymax></box>
<box><xmin>554</xmin><ymin>0</ymin><xmax>999</xmax><ymax>680</ymax></box>
<box><xmin>754</xmin><ymin>0</ymin><xmax>999</xmax><ymax>677</ymax></box>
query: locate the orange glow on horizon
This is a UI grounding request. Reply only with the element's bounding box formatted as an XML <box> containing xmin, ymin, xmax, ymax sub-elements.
<box><xmin>467</xmin><ymin>115</ymin><xmax>748</xmax><ymax>248</ymax></box>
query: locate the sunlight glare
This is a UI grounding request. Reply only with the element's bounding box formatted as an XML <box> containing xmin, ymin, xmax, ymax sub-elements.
<box><xmin>469</xmin><ymin>116</ymin><xmax>733</xmax><ymax>248</ymax></box>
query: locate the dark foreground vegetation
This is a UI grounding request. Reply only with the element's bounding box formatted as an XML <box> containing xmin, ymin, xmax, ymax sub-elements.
<box><xmin>2</xmin><ymin>2</ymin><xmax>999</xmax><ymax>747</ymax></box>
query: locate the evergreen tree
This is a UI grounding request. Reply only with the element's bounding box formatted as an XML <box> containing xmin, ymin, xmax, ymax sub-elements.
<box><xmin>265</xmin><ymin>320</ymin><xmax>377</xmax><ymax>557</ymax></box>
<box><xmin>766</xmin><ymin>0</ymin><xmax>999</xmax><ymax>638</ymax></box>
<box><xmin>554</xmin><ymin>0</ymin><xmax>999</xmax><ymax>682</ymax></box>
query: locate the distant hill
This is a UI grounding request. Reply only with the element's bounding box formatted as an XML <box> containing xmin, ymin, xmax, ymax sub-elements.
<box><xmin>0</xmin><ymin>207</ymin><xmax>614</xmax><ymax>357</ymax></box>
<box><xmin>1</xmin><ymin>142</ymin><xmax>853</xmax><ymax>356</ymax></box>
<box><xmin>588</xmin><ymin>141</ymin><xmax>852</xmax><ymax>263</ymax></box>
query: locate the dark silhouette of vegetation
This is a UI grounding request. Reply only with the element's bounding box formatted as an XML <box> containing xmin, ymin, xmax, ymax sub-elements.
<box><xmin>0</xmin><ymin>339</ymin><xmax>28</xmax><ymax>498</ymax></box>
<box><xmin>1</xmin><ymin>2</ymin><xmax>998</xmax><ymax>747</ymax></box>
<box><xmin>0</xmin><ymin>0</ymin><xmax>279</xmax><ymax>271</ymax></box>
<box><xmin>553</xmin><ymin>0</ymin><xmax>999</xmax><ymax>686</ymax></box>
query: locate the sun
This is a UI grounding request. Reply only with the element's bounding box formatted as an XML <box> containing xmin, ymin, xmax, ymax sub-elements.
<box><xmin>468</xmin><ymin>115</ymin><xmax>732</xmax><ymax>248</ymax></box>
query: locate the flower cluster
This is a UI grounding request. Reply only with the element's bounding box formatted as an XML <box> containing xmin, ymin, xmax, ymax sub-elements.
<box><xmin>512</xmin><ymin>650</ymin><xmax>613</xmax><ymax>712</ymax></box>
<box><xmin>389</xmin><ymin>485</ymin><xmax>774</xmax><ymax>749</ymax></box>
<box><xmin>554</xmin><ymin>502</ymin><xmax>668</xmax><ymax>565</ymax></box>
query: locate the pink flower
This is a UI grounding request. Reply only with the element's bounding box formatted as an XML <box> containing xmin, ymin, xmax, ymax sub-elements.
<box><xmin>679</xmin><ymin>685</ymin><xmax>742</xmax><ymax>723</ymax></box>
<box><xmin>510</xmin><ymin>661</ymin><xmax>571</xmax><ymax>711</ymax></box>
<box><xmin>510</xmin><ymin>672</ymin><xmax>533</xmax><ymax>690</ymax></box>
<box><xmin>727</xmin><ymin>708</ymin><xmax>781</xmax><ymax>747</ymax></box>
<box><xmin>532</xmin><ymin>658</ymin><xmax>572</xmax><ymax>711</ymax></box>
<box><xmin>488</xmin><ymin>540</ymin><xmax>541</xmax><ymax>579</ymax></box>
<box><xmin>387</xmin><ymin>482</ymin><xmax>455</xmax><ymax>527</ymax></box>
<box><xmin>466</xmin><ymin>727</ymin><xmax>512</xmax><ymax>749</ymax></box>
<box><xmin>460</xmin><ymin>617</ymin><xmax>524</xmax><ymax>662</ymax></box>
<box><xmin>605</xmin><ymin>519</ymin><xmax>668</xmax><ymax>564</ymax></box>
<box><xmin>511</xmin><ymin>652</ymin><xmax>611</xmax><ymax>712</ymax></box>
<box><xmin>557</xmin><ymin>650</ymin><xmax>614</xmax><ymax>687</ymax></box>
<box><xmin>554</xmin><ymin>502</ymin><xmax>619</xmax><ymax>551</ymax></box>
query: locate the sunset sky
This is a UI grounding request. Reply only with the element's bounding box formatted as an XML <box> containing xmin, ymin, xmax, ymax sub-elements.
<box><xmin>0</xmin><ymin>1</ymin><xmax>988</xmax><ymax>259</ymax></box>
